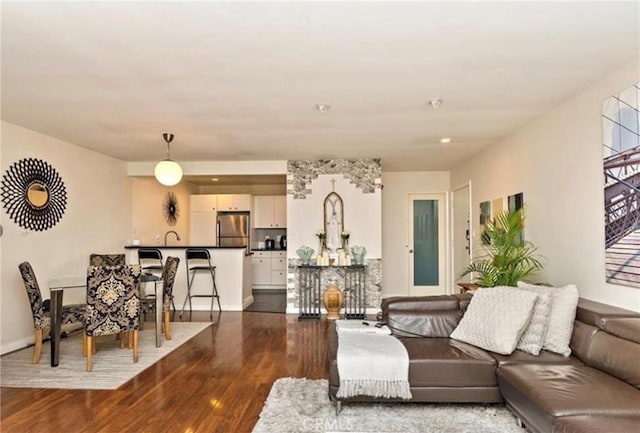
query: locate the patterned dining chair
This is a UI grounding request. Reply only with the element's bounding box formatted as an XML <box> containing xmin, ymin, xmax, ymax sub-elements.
<box><xmin>89</xmin><ymin>254</ymin><xmax>126</xmax><ymax>266</ymax></box>
<box><xmin>18</xmin><ymin>262</ymin><xmax>85</xmax><ymax>364</ymax></box>
<box><xmin>140</xmin><ymin>256</ymin><xmax>180</xmax><ymax>340</ymax></box>
<box><xmin>85</xmin><ymin>264</ymin><xmax>141</xmax><ymax>372</ymax></box>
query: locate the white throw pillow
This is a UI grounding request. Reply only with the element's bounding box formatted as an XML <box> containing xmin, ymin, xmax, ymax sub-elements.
<box><xmin>518</xmin><ymin>282</ymin><xmax>579</xmax><ymax>357</ymax></box>
<box><xmin>515</xmin><ymin>285</ymin><xmax>553</xmax><ymax>355</ymax></box>
<box><xmin>450</xmin><ymin>286</ymin><xmax>538</xmax><ymax>355</ymax></box>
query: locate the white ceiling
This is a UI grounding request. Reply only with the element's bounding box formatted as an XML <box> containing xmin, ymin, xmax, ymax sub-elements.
<box><xmin>2</xmin><ymin>1</ymin><xmax>638</xmax><ymax>171</ymax></box>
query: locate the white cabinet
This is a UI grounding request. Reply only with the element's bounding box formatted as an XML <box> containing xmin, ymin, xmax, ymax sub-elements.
<box><xmin>252</xmin><ymin>250</ymin><xmax>287</xmax><ymax>288</ymax></box>
<box><xmin>253</xmin><ymin>195</ymin><xmax>287</xmax><ymax>228</ymax></box>
<box><xmin>217</xmin><ymin>194</ymin><xmax>251</xmax><ymax>211</ymax></box>
<box><xmin>191</xmin><ymin>194</ymin><xmax>218</xmax><ymax>212</ymax></box>
<box><xmin>190</xmin><ymin>195</ymin><xmax>218</xmax><ymax>245</ymax></box>
<box><xmin>252</xmin><ymin>252</ymin><xmax>272</xmax><ymax>285</ymax></box>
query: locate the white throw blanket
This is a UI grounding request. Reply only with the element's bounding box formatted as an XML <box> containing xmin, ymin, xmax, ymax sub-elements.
<box><xmin>336</xmin><ymin>321</ymin><xmax>412</xmax><ymax>399</ymax></box>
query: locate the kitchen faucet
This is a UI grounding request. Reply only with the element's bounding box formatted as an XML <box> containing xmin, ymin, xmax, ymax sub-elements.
<box><xmin>164</xmin><ymin>230</ymin><xmax>181</xmax><ymax>246</ymax></box>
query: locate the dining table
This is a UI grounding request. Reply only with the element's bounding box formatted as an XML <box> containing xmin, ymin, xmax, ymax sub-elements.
<box><xmin>48</xmin><ymin>273</ymin><xmax>163</xmax><ymax>367</ymax></box>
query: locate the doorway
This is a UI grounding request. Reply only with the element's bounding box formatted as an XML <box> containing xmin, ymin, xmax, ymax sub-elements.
<box><xmin>452</xmin><ymin>183</ymin><xmax>472</xmax><ymax>286</ymax></box>
<box><xmin>408</xmin><ymin>193</ymin><xmax>447</xmax><ymax>296</ymax></box>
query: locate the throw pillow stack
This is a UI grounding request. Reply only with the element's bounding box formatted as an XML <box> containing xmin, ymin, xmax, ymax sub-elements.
<box><xmin>450</xmin><ymin>283</ymin><xmax>579</xmax><ymax>357</ymax></box>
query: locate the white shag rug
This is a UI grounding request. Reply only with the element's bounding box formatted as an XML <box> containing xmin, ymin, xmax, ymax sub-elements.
<box><xmin>253</xmin><ymin>378</ymin><xmax>523</xmax><ymax>433</ymax></box>
<box><xmin>1</xmin><ymin>322</ymin><xmax>211</xmax><ymax>390</ymax></box>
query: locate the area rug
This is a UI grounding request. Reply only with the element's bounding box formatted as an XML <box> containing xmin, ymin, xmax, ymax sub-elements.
<box><xmin>0</xmin><ymin>322</ymin><xmax>211</xmax><ymax>390</ymax></box>
<box><xmin>252</xmin><ymin>378</ymin><xmax>522</xmax><ymax>433</ymax></box>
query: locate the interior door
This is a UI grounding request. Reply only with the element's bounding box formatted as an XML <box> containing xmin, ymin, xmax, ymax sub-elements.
<box><xmin>409</xmin><ymin>193</ymin><xmax>447</xmax><ymax>296</ymax></box>
<box><xmin>452</xmin><ymin>183</ymin><xmax>472</xmax><ymax>285</ymax></box>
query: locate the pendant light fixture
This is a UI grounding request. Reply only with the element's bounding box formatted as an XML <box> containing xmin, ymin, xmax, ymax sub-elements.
<box><xmin>154</xmin><ymin>133</ymin><xmax>183</xmax><ymax>186</ymax></box>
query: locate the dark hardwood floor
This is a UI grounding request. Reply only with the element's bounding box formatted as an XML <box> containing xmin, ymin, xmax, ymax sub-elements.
<box><xmin>0</xmin><ymin>312</ymin><xmax>330</xmax><ymax>433</ymax></box>
<box><xmin>244</xmin><ymin>290</ymin><xmax>287</xmax><ymax>314</ymax></box>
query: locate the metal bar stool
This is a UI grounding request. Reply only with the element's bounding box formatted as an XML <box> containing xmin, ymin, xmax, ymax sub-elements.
<box><xmin>180</xmin><ymin>248</ymin><xmax>220</xmax><ymax>320</ymax></box>
<box><xmin>138</xmin><ymin>248</ymin><xmax>164</xmax><ymax>276</ymax></box>
<box><xmin>138</xmin><ymin>248</ymin><xmax>174</xmax><ymax>314</ymax></box>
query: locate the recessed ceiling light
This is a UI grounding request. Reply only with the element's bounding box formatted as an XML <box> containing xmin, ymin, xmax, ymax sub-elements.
<box><xmin>211</xmin><ymin>178</ymin><xmax>219</xmax><ymax>182</ymax></box>
<box><xmin>316</xmin><ymin>104</ymin><xmax>330</xmax><ymax>114</ymax></box>
<box><xmin>428</xmin><ymin>98</ymin><xmax>444</xmax><ymax>109</ymax></box>
<box><xmin>440</xmin><ymin>137</ymin><xmax>451</xmax><ymax>144</ymax></box>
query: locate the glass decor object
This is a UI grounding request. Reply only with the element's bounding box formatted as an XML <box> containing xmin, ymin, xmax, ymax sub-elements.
<box><xmin>296</xmin><ymin>246</ymin><xmax>315</xmax><ymax>266</ymax></box>
<box><xmin>350</xmin><ymin>246</ymin><xmax>367</xmax><ymax>265</ymax></box>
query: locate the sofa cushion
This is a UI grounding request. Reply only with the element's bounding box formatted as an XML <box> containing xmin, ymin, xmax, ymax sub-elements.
<box><xmin>587</xmin><ymin>329</ymin><xmax>640</xmax><ymax>389</ymax></box>
<box><xmin>568</xmin><ymin>321</ymin><xmax>600</xmax><ymax>364</ymax></box>
<box><xmin>575</xmin><ymin>298</ymin><xmax>640</xmax><ymax>326</ymax></box>
<box><xmin>599</xmin><ymin>317</ymin><xmax>640</xmax><ymax>344</ymax></box>
<box><xmin>516</xmin><ymin>285</ymin><xmax>553</xmax><ymax>355</ymax></box>
<box><xmin>399</xmin><ymin>337</ymin><xmax>498</xmax><ymax>387</ymax></box>
<box><xmin>519</xmin><ymin>282</ymin><xmax>579</xmax><ymax>356</ymax></box>
<box><xmin>386</xmin><ymin>309</ymin><xmax>462</xmax><ymax>337</ymax></box>
<box><xmin>451</xmin><ymin>286</ymin><xmax>538</xmax><ymax>355</ymax></box>
<box><xmin>497</xmin><ymin>364</ymin><xmax>640</xmax><ymax>433</ymax></box>
<box><xmin>489</xmin><ymin>350</ymin><xmax>583</xmax><ymax>366</ymax></box>
<box><xmin>552</xmin><ymin>415</ymin><xmax>640</xmax><ymax>433</ymax></box>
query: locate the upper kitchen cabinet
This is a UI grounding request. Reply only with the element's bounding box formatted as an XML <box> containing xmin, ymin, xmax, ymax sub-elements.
<box><xmin>217</xmin><ymin>194</ymin><xmax>251</xmax><ymax>211</ymax></box>
<box><xmin>190</xmin><ymin>195</ymin><xmax>218</xmax><ymax>245</ymax></box>
<box><xmin>191</xmin><ymin>194</ymin><xmax>218</xmax><ymax>212</ymax></box>
<box><xmin>254</xmin><ymin>195</ymin><xmax>287</xmax><ymax>228</ymax></box>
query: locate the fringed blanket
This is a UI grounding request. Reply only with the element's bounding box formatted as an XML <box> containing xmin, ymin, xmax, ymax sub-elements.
<box><xmin>336</xmin><ymin>321</ymin><xmax>412</xmax><ymax>399</ymax></box>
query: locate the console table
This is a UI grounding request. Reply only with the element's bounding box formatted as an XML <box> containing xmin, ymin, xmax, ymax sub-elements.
<box><xmin>298</xmin><ymin>265</ymin><xmax>367</xmax><ymax>320</ymax></box>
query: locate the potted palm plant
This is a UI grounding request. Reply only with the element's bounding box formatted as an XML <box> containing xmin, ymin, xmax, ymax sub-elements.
<box><xmin>461</xmin><ymin>207</ymin><xmax>543</xmax><ymax>287</ymax></box>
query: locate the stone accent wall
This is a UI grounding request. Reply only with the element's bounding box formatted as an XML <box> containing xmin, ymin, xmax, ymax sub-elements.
<box><xmin>287</xmin><ymin>159</ymin><xmax>382</xmax><ymax>199</ymax></box>
<box><xmin>287</xmin><ymin>259</ymin><xmax>382</xmax><ymax>310</ymax></box>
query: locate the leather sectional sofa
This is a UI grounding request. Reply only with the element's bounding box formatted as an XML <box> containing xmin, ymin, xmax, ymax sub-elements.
<box><xmin>327</xmin><ymin>294</ymin><xmax>640</xmax><ymax>433</ymax></box>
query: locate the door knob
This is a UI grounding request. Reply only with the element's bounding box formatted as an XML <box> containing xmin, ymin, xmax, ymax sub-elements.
<box><xmin>409</xmin><ymin>249</ymin><xmax>414</xmax><ymax>254</ymax></box>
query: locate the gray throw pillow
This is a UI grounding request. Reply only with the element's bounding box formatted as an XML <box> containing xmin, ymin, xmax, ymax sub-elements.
<box><xmin>517</xmin><ymin>282</ymin><xmax>579</xmax><ymax>357</ymax></box>
<box><xmin>515</xmin><ymin>285</ymin><xmax>553</xmax><ymax>355</ymax></box>
<box><xmin>451</xmin><ymin>286</ymin><xmax>538</xmax><ymax>355</ymax></box>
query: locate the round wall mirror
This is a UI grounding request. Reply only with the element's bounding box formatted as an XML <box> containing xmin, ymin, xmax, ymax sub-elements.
<box><xmin>1</xmin><ymin>158</ymin><xmax>67</xmax><ymax>231</ymax></box>
<box><xmin>27</xmin><ymin>183</ymin><xmax>50</xmax><ymax>208</ymax></box>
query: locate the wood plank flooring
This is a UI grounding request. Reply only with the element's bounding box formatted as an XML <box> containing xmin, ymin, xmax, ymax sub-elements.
<box><xmin>1</xmin><ymin>312</ymin><xmax>330</xmax><ymax>433</ymax></box>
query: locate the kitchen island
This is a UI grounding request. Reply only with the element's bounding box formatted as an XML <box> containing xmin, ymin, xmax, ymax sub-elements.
<box><xmin>125</xmin><ymin>246</ymin><xmax>253</xmax><ymax>311</ymax></box>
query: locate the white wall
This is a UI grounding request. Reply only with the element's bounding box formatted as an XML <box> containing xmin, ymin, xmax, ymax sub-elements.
<box><xmin>451</xmin><ymin>61</ymin><xmax>640</xmax><ymax>312</ymax></box>
<box><xmin>1</xmin><ymin>122</ymin><xmax>132</xmax><ymax>354</ymax></box>
<box><xmin>130</xmin><ymin>177</ymin><xmax>198</xmax><ymax>246</ymax></box>
<box><xmin>381</xmin><ymin>171</ymin><xmax>451</xmax><ymax>297</ymax></box>
<box><xmin>287</xmin><ymin>174</ymin><xmax>382</xmax><ymax>257</ymax></box>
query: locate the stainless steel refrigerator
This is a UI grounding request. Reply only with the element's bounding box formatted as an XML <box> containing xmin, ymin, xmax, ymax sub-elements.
<box><xmin>217</xmin><ymin>211</ymin><xmax>250</xmax><ymax>253</ymax></box>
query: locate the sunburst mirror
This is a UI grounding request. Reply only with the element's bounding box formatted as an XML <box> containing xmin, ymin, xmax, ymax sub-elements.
<box><xmin>163</xmin><ymin>191</ymin><xmax>179</xmax><ymax>226</ymax></box>
<box><xmin>1</xmin><ymin>158</ymin><xmax>67</xmax><ymax>231</ymax></box>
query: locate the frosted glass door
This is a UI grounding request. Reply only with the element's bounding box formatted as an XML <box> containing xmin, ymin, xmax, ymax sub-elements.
<box><xmin>409</xmin><ymin>193</ymin><xmax>446</xmax><ymax>295</ymax></box>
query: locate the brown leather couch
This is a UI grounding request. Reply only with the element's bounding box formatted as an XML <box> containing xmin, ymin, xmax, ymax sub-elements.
<box><xmin>327</xmin><ymin>295</ymin><xmax>640</xmax><ymax>433</ymax></box>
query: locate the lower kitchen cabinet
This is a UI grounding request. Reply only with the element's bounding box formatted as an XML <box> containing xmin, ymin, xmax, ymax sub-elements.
<box><xmin>252</xmin><ymin>251</ymin><xmax>286</xmax><ymax>289</ymax></box>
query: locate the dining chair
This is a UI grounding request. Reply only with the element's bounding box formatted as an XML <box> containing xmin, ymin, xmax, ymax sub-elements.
<box><xmin>84</xmin><ymin>264</ymin><xmax>141</xmax><ymax>372</ymax></box>
<box><xmin>140</xmin><ymin>256</ymin><xmax>180</xmax><ymax>340</ymax></box>
<box><xmin>89</xmin><ymin>253</ymin><xmax>126</xmax><ymax>266</ymax></box>
<box><xmin>18</xmin><ymin>262</ymin><xmax>85</xmax><ymax>364</ymax></box>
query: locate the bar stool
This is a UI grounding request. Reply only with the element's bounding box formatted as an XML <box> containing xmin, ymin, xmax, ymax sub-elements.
<box><xmin>138</xmin><ymin>248</ymin><xmax>164</xmax><ymax>276</ymax></box>
<box><xmin>138</xmin><ymin>248</ymin><xmax>165</xmax><ymax>309</ymax></box>
<box><xmin>180</xmin><ymin>248</ymin><xmax>221</xmax><ymax>320</ymax></box>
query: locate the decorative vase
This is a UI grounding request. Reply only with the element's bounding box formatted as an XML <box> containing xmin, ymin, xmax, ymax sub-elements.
<box><xmin>296</xmin><ymin>246</ymin><xmax>314</xmax><ymax>266</ymax></box>
<box><xmin>350</xmin><ymin>246</ymin><xmax>367</xmax><ymax>265</ymax></box>
<box><xmin>323</xmin><ymin>284</ymin><xmax>343</xmax><ymax>320</ymax></box>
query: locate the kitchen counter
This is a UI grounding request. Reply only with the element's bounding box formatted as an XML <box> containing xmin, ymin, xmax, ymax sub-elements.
<box><xmin>251</xmin><ymin>248</ymin><xmax>286</xmax><ymax>252</ymax></box>
<box><xmin>126</xmin><ymin>246</ymin><xmax>253</xmax><ymax>311</ymax></box>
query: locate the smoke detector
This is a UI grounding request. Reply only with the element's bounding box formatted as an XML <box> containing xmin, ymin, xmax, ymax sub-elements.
<box><xmin>316</xmin><ymin>104</ymin><xmax>331</xmax><ymax>114</ymax></box>
<box><xmin>428</xmin><ymin>98</ymin><xmax>444</xmax><ymax>109</ymax></box>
